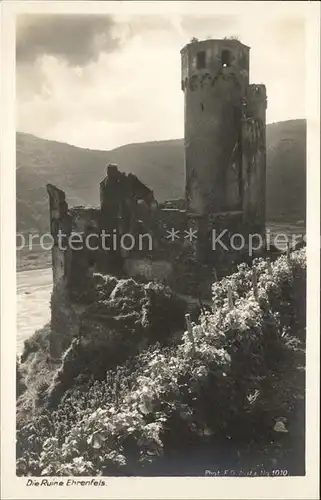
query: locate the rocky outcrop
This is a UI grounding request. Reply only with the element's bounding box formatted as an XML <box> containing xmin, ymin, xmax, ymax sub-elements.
<box><xmin>45</xmin><ymin>276</ymin><xmax>187</xmax><ymax>407</ymax></box>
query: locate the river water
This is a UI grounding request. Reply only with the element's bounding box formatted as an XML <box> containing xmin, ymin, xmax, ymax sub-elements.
<box><xmin>17</xmin><ymin>268</ymin><xmax>52</xmax><ymax>355</ymax></box>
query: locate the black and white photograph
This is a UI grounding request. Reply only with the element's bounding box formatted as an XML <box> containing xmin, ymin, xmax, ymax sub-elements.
<box><xmin>0</xmin><ymin>1</ymin><xmax>320</xmax><ymax>498</ymax></box>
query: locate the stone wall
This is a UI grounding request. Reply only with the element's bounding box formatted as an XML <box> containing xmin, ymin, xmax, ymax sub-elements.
<box><xmin>241</xmin><ymin>118</ymin><xmax>266</xmax><ymax>234</ymax></box>
<box><xmin>242</xmin><ymin>84</ymin><xmax>267</xmax><ymax>234</ymax></box>
<box><xmin>47</xmin><ymin>184</ymin><xmax>72</xmax><ymax>291</ymax></box>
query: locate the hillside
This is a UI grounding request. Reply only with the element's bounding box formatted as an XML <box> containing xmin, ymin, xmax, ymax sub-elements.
<box><xmin>266</xmin><ymin>119</ymin><xmax>306</xmax><ymax>223</ymax></box>
<box><xmin>16</xmin><ymin>119</ymin><xmax>306</xmax><ymax>233</ymax></box>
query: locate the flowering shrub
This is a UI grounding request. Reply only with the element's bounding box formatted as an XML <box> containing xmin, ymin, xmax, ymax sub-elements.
<box><xmin>16</xmin><ymin>249</ymin><xmax>306</xmax><ymax>476</ymax></box>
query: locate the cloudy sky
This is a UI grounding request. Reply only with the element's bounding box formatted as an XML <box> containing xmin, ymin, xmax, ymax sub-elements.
<box><xmin>16</xmin><ymin>11</ymin><xmax>305</xmax><ymax>150</ymax></box>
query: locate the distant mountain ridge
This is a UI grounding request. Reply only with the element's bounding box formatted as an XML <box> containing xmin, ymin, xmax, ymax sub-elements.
<box><xmin>16</xmin><ymin>119</ymin><xmax>306</xmax><ymax>233</ymax></box>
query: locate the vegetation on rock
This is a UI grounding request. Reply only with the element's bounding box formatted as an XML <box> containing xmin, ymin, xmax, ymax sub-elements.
<box><xmin>16</xmin><ymin>249</ymin><xmax>306</xmax><ymax>476</ymax></box>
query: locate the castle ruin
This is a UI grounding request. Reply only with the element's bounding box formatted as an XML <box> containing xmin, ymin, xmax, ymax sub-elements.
<box><xmin>47</xmin><ymin>39</ymin><xmax>267</xmax><ymax>307</ymax></box>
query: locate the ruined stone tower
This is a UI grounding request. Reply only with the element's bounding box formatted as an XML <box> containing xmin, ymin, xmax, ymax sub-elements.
<box><xmin>47</xmin><ymin>38</ymin><xmax>268</xmax><ymax>311</ymax></box>
<box><xmin>181</xmin><ymin>38</ymin><xmax>267</xmax><ymax>239</ymax></box>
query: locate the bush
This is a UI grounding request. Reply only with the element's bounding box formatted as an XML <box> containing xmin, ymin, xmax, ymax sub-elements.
<box><xmin>20</xmin><ymin>324</ymin><xmax>51</xmax><ymax>364</ymax></box>
<box><xmin>16</xmin><ymin>359</ymin><xmax>27</xmax><ymax>398</ymax></box>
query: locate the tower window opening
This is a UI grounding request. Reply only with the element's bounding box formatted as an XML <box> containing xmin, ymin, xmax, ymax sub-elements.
<box><xmin>196</xmin><ymin>51</ymin><xmax>206</xmax><ymax>69</ymax></box>
<box><xmin>221</xmin><ymin>49</ymin><xmax>231</xmax><ymax>67</ymax></box>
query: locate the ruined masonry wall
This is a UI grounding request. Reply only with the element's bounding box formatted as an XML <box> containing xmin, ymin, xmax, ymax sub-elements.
<box><xmin>241</xmin><ymin>118</ymin><xmax>266</xmax><ymax>234</ymax></box>
<box><xmin>241</xmin><ymin>84</ymin><xmax>267</xmax><ymax>234</ymax></box>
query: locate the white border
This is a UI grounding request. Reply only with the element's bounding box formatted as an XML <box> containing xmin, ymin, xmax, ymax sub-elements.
<box><xmin>1</xmin><ymin>2</ymin><xmax>320</xmax><ymax>499</ymax></box>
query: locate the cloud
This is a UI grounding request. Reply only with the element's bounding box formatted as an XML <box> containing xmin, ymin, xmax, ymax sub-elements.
<box><xmin>16</xmin><ymin>13</ymin><xmax>305</xmax><ymax>150</ymax></box>
<box><xmin>17</xmin><ymin>35</ymin><xmax>185</xmax><ymax>150</ymax></box>
<box><xmin>180</xmin><ymin>14</ymin><xmax>239</xmax><ymax>39</ymax></box>
<box><xmin>16</xmin><ymin>14</ymin><xmax>128</xmax><ymax>66</ymax></box>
